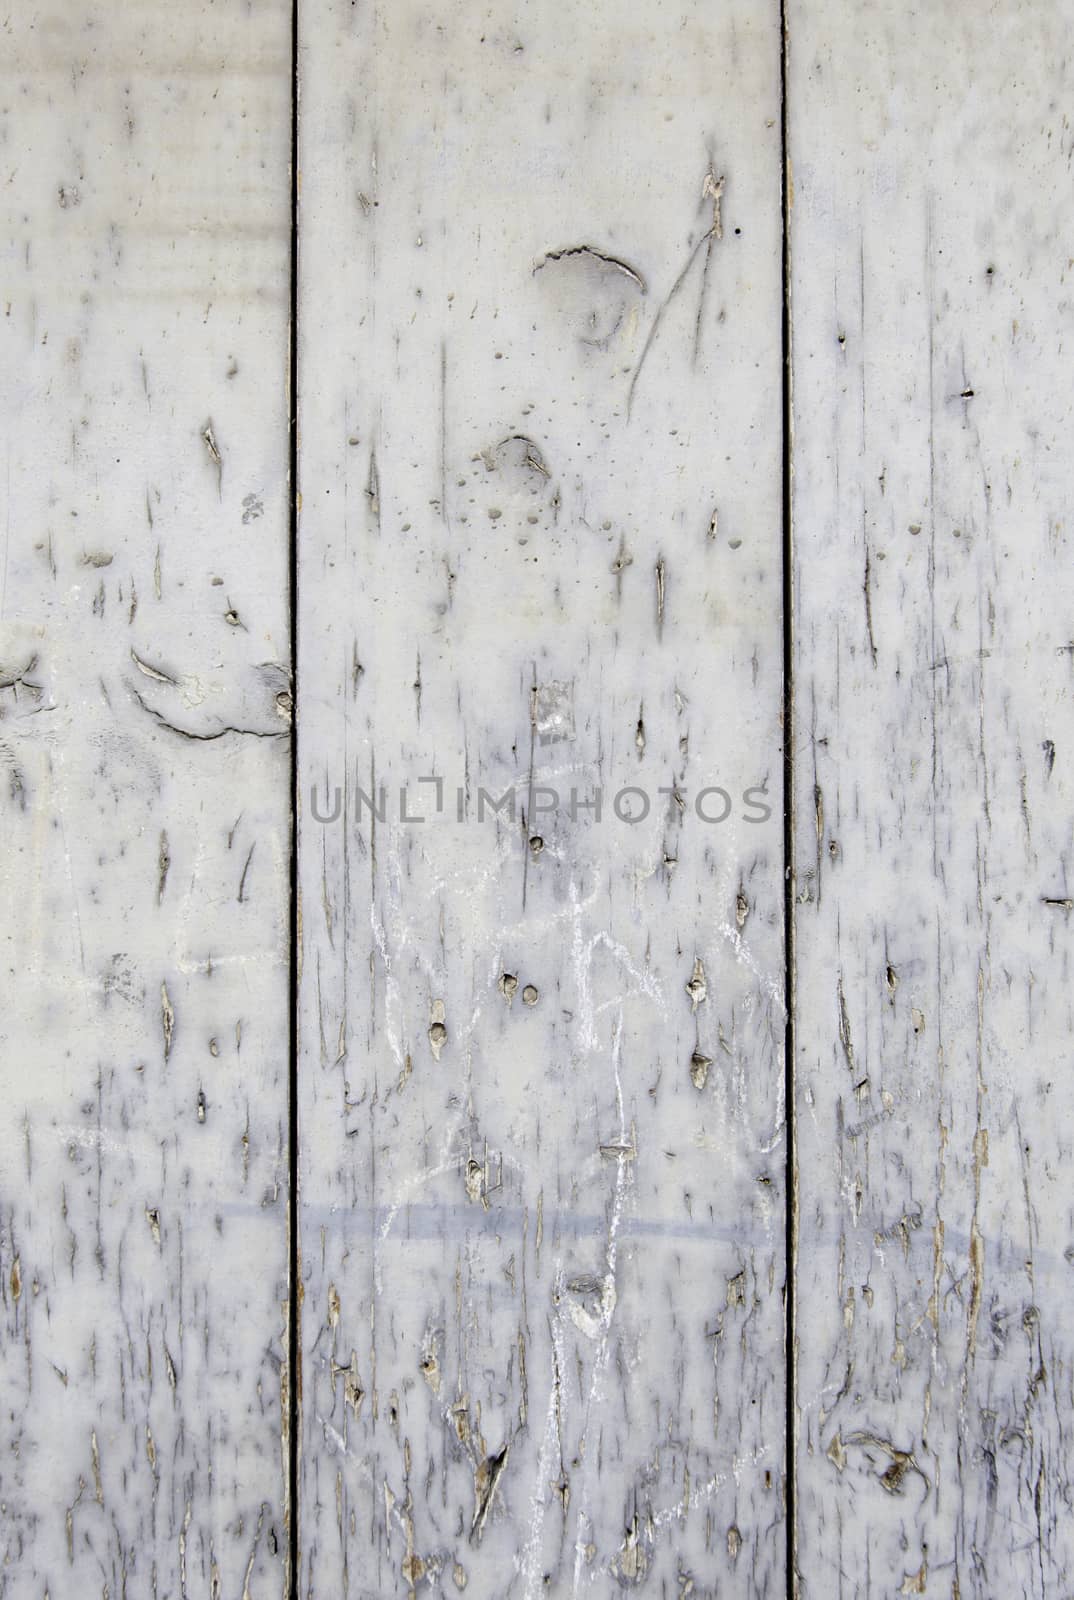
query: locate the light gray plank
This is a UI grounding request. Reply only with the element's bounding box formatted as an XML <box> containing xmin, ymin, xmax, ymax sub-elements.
<box><xmin>296</xmin><ymin>2</ymin><xmax>787</xmax><ymax>1592</ymax></box>
<box><xmin>0</xmin><ymin>3</ymin><xmax>293</xmax><ymax>1593</ymax></box>
<box><xmin>788</xmin><ymin>5</ymin><xmax>1074</xmax><ymax>1593</ymax></box>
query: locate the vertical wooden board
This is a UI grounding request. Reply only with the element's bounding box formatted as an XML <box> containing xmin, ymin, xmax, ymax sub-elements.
<box><xmin>789</xmin><ymin>5</ymin><xmax>1074</xmax><ymax>1594</ymax></box>
<box><xmin>0</xmin><ymin>4</ymin><xmax>292</xmax><ymax>1594</ymax></box>
<box><xmin>297</xmin><ymin>1</ymin><xmax>786</xmax><ymax>1593</ymax></box>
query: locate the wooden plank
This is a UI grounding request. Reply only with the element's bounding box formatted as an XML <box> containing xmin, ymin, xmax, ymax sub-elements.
<box><xmin>296</xmin><ymin>1</ymin><xmax>787</xmax><ymax>1591</ymax></box>
<box><xmin>788</xmin><ymin>6</ymin><xmax>1074</xmax><ymax>1593</ymax></box>
<box><xmin>0</xmin><ymin>3</ymin><xmax>293</xmax><ymax>1593</ymax></box>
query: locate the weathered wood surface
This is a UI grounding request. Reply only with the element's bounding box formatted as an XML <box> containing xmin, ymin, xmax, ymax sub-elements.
<box><xmin>11</xmin><ymin>0</ymin><xmax>1074</xmax><ymax>1593</ymax></box>
<box><xmin>0</xmin><ymin>3</ymin><xmax>293</xmax><ymax>1594</ymax></box>
<box><xmin>296</xmin><ymin>2</ymin><xmax>787</xmax><ymax>1592</ymax></box>
<box><xmin>788</xmin><ymin>4</ymin><xmax>1074</xmax><ymax>1594</ymax></box>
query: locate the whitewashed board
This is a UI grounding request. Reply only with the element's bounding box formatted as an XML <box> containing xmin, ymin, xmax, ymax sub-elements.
<box><xmin>8</xmin><ymin>1</ymin><xmax>1074</xmax><ymax>1595</ymax></box>
<box><xmin>788</xmin><ymin>2</ymin><xmax>1074</xmax><ymax>1594</ymax></box>
<box><xmin>0</xmin><ymin>3</ymin><xmax>293</xmax><ymax>1594</ymax></box>
<box><xmin>295</xmin><ymin>1</ymin><xmax>787</xmax><ymax>1593</ymax></box>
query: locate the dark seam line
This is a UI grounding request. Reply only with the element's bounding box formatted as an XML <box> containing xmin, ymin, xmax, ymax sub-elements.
<box><xmin>287</xmin><ymin>0</ymin><xmax>300</xmax><ymax>1592</ymax></box>
<box><xmin>779</xmin><ymin>1</ymin><xmax>797</xmax><ymax>1596</ymax></box>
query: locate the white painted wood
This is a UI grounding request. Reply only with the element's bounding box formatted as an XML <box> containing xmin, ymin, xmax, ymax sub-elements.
<box><xmin>0</xmin><ymin>4</ymin><xmax>293</xmax><ymax>1593</ymax></box>
<box><xmin>788</xmin><ymin>5</ymin><xmax>1074</xmax><ymax>1593</ymax></box>
<box><xmin>296</xmin><ymin>2</ymin><xmax>787</xmax><ymax>1591</ymax></box>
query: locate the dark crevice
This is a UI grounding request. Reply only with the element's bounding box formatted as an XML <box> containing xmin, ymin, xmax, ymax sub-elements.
<box><xmin>287</xmin><ymin>0</ymin><xmax>300</xmax><ymax>1593</ymax></box>
<box><xmin>780</xmin><ymin>1</ymin><xmax>797</xmax><ymax>1596</ymax></box>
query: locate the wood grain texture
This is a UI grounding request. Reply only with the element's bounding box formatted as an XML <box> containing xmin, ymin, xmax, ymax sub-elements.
<box><xmin>0</xmin><ymin>3</ymin><xmax>292</xmax><ymax>1593</ymax></box>
<box><xmin>788</xmin><ymin>4</ymin><xmax>1074</xmax><ymax>1594</ymax></box>
<box><xmin>295</xmin><ymin>2</ymin><xmax>786</xmax><ymax>1593</ymax></box>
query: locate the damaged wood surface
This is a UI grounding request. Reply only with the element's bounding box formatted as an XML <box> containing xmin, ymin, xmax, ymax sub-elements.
<box><xmin>0</xmin><ymin>1</ymin><xmax>293</xmax><ymax>1593</ymax></box>
<box><xmin>295</xmin><ymin>1</ymin><xmax>786</xmax><ymax>1591</ymax></box>
<box><xmin>788</xmin><ymin>3</ymin><xmax>1074</xmax><ymax>1594</ymax></box>
<box><xmin>7</xmin><ymin>0</ymin><xmax>1073</xmax><ymax>1595</ymax></box>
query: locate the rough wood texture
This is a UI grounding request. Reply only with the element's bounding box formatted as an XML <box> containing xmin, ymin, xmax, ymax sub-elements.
<box><xmin>0</xmin><ymin>3</ymin><xmax>292</xmax><ymax>1593</ymax></box>
<box><xmin>296</xmin><ymin>2</ymin><xmax>786</xmax><ymax>1591</ymax></box>
<box><xmin>16</xmin><ymin>0</ymin><xmax>1073</xmax><ymax>1591</ymax></box>
<box><xmin>788</xmin><ymin>5</ymin><xmax>1074</xmax><ymax>1593</ymax></box>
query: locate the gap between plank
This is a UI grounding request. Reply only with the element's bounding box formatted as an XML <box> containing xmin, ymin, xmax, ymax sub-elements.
<box><xmin>779</xmin><ymin>0</ymin><xmax>798</xmax><ymax>1595</ymax></box>
<box><xmin>288</xmin><ymin>0</ymin><xmax>301</xmax><ymax>1591</ymax></box>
